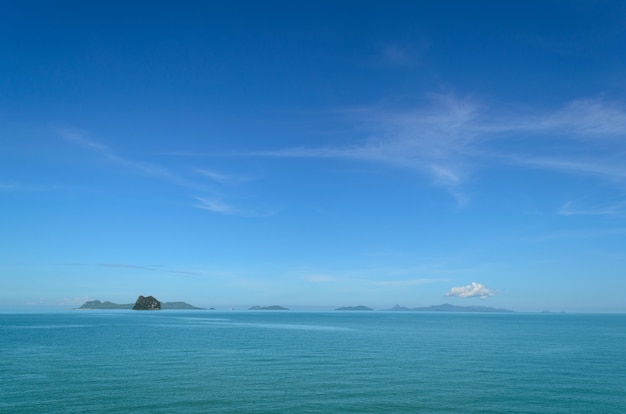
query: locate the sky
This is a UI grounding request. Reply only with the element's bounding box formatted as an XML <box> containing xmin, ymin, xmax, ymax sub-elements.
<box><xmin>2</xmin><ymin>1</ymin><xmax>626</xmax><ymax>312</ymax></box>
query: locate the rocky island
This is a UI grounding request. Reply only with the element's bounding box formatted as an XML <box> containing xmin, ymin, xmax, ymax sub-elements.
<box><xmin>132</xmin><ymin>295</ymin><xmax>161</xmax><ymax>310</ymax></box>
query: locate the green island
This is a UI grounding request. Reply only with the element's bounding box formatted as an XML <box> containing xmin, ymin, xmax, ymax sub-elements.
<box><xmin>335</xmin><ymin>305</ymin><xmax>373</xmax><ymax>311</ymax></box>
<box><xmin>78</xmin><ymin>296</ymin><xmax>204</xmax><ymax>310</ymax></box>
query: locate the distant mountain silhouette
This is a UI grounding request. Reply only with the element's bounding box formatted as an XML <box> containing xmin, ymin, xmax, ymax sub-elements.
<box><xmin>249</xmin><ymin>305</ymin><xmax>289</xmax><ymax>310</ymax></box>
<box><xmin>161</xmin><ymin>301</ymin><xmax>205</xmax><ymax>310</ymax></box>
<box><xmin>383</xmin><ymin>303</ymin><xmax>513</xmax><ymax>313</ymax></box>
<box><xmin>335</xmin><ymin>305</ymin><xmax>373</xmax><ymax>311</ymax></box>
<box><xmin>78</xmin><ymin>300</ymin><xmax>131</xmax><ymax>310</ymax></box>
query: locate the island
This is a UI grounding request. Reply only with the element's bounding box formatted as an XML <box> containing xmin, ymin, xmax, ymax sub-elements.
<box><xmin>77</xmin><ymin>298</ymin><xmax>205</xmax><ymax>310</ymax></box>
<box><xmin>132</xmin><ymin>295</ymin><xmax>161</xmax><ymax>310</ymax></box>
<box><xmin>335</xmin><ymin>305</ymin><xmax>373</xmax><ymax>311</ymax></box>
<box><xmin>78</xmin><ymin>300</ymin><xmax>131</xmax><ymax>310</ymax></box>
<box><xmin>161</xmin><ymin>301</ymin><xmax>205</xmax><ymax>310</ymax></box>
<box><xmin>249</xmin><ymin>305</ymin><xmax>289</xmax><ymax>310</ymax></box>
<box><xmin>382</xmin><ymin>303</ymin><xmax>513</xmax><ymax>313</ymax></box>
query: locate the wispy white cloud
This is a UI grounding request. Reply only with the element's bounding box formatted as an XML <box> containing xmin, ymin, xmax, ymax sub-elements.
<box><xmin>445</xmin><ymin>282</ymin><xmax>497</xmax><ymax>299</ymax></box>
<box><xmin>60</xmin><ymin>129</ymin><xmax>272</xmax><ymax>216</ymax></box>
<box><xmin>193</xmin><ymin>196</ymin><xmax>281</xmax><ymax>217</ymax></box>
<box><xmin>247</xmin><ymin>96</ymin><xmax>626</xmax><ymax>205</ymax></box>
<box><xmin>59</xmin><ymin>97</ymin><xmax>626</xmax><ymax>213</ymax></box>
<box><xmin>197</xmin><ymin>169</ymin><xmax>246</xmax><ymax>186</ymax></box>
<box><xmin>491</xmin><ymin>101</ymin><xmax>626</xmax><ymax>191</ymax></box>
<box><xmin>61</xmin><ymin>130</ymin><xmax>110</xmax><ymax>152</ymax></box>
<box><xmin>59</xmin><ymin>129</ymin><xmax>188</xmax><ymax>185</ymax></box>
<box><xmin>472</xmin><ymin>98</ymin><xmax>626</xmax><ymax>139</ymax></box>
<box><xmin>527</xmin><ymin>99</ymin><xmax>626</xmax><ymax>137</ymax></box>
<box><xmin>193</xmin><ymin>197</ymin><xmax>241</xmax><ymax>215</ymax></box>
<box><xmin>193</xmin><ymin>169</ymin><xmax>244</xmax><ymax>213</ymax></box>
<box><xmin>510</xmin><ymin>156</ymin><xmax>626</xmax><ymax>182</ymax></box>
<box><xmin>558</xmin><ymin>200</ymin><xmax>626</xmax><ymax>216</ymax></box>
<box><xmin>253</xmin><ymin>94</ymin><xmax>480</xmax><ymax>203</ymax></box>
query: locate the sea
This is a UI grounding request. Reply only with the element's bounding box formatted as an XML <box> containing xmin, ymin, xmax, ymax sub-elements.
<box><xmin>1</xmin><ymin>310</ymin><xmax>625</xmax><ymax>413</ymax></box>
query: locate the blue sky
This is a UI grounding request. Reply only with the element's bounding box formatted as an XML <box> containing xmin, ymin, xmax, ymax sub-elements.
<box><xmin>2</xmin><ymin>1</ymin><xmax>626</xmax><ymax>311</ymax></box>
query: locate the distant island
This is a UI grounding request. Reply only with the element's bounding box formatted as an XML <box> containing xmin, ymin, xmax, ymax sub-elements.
<box><xmin>77</xmin><ymin>299</ymin><xmax>511</xmax><ymax>313</ymax></box>
<box><xmin>161</xmin><ymin>301</ymin><xmax>206</xmax><ymax>310</ymax></box>
<box><xmin>79</xmin><ymin>300</ymin><xmax>130</xmax><ymax>310</ymax></box>
<box><xmin>78</xmin><ymin>298</ymin><xmax>204</xmax><ymax>310</ymax></box>
<box><xmin>335</xmin><ymin>305</ymin><xmax>373</xmax><ymax>311</ymax></box>
<box><xmin>383</xmin><ymin>303</ymin><xmax>513</xmax><ymax>313</ymax></box>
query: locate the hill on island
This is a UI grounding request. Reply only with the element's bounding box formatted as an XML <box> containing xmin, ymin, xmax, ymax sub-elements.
<box><xmin>162</xmin><ymin>301</ymin><xmax>206</xmax><ymax>310</ymax></box>
<box><xmin>79</xmin><ymin>300</ymin><xmax>130</xmax><ymax>310</ymax></box>
<box><xmin>384</xmin><ymin>303</ymin><xmax>513</xmax><ymax>313</ymax></box>
<box><xmin>132</xmin><ymin>295</ymin><xmax>160</xmax><ymax>310</ymax></box>
<box><xmin>78</xmin><ymin>299</ymin><xmax>204</xmax><ymax>310</ymax></box>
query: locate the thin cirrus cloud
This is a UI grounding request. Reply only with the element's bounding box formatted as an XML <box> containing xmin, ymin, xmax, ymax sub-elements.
<box><xmin>558</xmin><ymin>200</ymin><xmax>626</xmax><ymax>216</ymax></box>
<box><xmin>60</xmin><ymin>130</ymin><xmax>245</xmax><ymax>192</ymax></box>
<box><xmin>264</xmin><ymin>94</ymin><xmax>479</xmax><ymax>188</ymax></box>
<box><xmin>522</xmin><ymin>99</ymin><xmax>626</xmax><ymax>137</ymax></box>
<box><xmin>59</xmin><ymin>130</ymin><xmax>259</xmax><ymax>216</ymax></box>
<box><xmin>249</xmin><ymin>96</ymin><xmax>626</xmax><ymax>203</ymax></box>
<box><xmin>252</xmin><ymin>94</ymin><xmax>480</xmax><ymax>205</ymax></box>
<box><xmin>197</xmin><ymin>169</ymin><xmax>246</xmax><ymax>186</ymax></box>
<box><xmin>58</xmin><ymin>96</ymin><xmax>626</xmax><ymax>213</ymax></box>
<box><xmin>193</xmin><ymin>196</ymin><xmax>280</xmax><ymax>217</ymax></box>
<box><xmin>59</xmin><ymin>129</ymin><xmax>197</xmax><ymax>191</ymax></box>
<box><xmin>193</xmin><ymin>196</ymin><xmax>241</xmax><ymax>216</ymax></box>
<box><xmin>445</xmin><ymin>282</ymin><xmax>497</xmax><ymax>299</ymax></box>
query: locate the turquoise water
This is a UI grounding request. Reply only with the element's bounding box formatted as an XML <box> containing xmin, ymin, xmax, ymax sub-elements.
<box><xmin>1</xmin><ymin>311</ymin><xmax>625</xmax><ymax>413</ymax></box>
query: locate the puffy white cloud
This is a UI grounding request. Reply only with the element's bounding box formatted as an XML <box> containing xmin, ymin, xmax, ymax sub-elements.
<box><xmin>445</xmin><ymin>282</ymin><xmax>497</xmax><ymax>299</ymax></box>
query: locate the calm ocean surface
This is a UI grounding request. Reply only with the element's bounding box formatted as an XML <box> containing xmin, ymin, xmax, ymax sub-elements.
<box><xmin>1</xmin><ymin>311</ymin><xmax>625</xmax><ymax>413</ymax></box>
